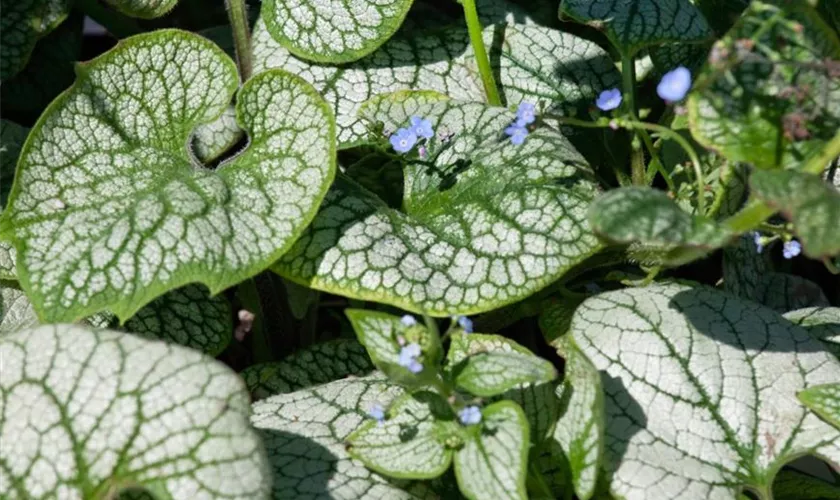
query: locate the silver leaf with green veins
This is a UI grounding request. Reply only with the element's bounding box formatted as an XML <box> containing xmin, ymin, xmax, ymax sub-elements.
<box><xmin>570</xmin><ymin>282</ymin><xmax>840</xmax><ymax>500</ymax></box>
<box><xmin>251</xmin><ymin>373</ymin><xmax>438</xmax><ymax>499</ymax></box>
<box><xmin>0</xmin><ymin>120</ymin><xmax>28</xmax><ymax>280</ymax></box>
<box><xmin>784</xmin><ymin>307</ymin><xmax>840</xmax><ymax>358</ymax></box>
<box><xmin>559</xmin><ymin>0</ymin><xmax>713</xmax><ymax>56</ymax></box>
<box><xmin>0</xmin><ymin>283</ymin><xmax>39</xmax><ymax>334</ymax></box>
<box><xmin>0</xmin><ymin>31</ymin><xmax>336</xmax><ymax>323</ymax></box>
<box><xmin>799</xmin><ymin>383</ymin><xmax>840</xmax><ymax>430</ymax></box>
<box><xmin>261</xmin><ymin>0</ymin><xmax>414</xmax><ymax>63</ymax></box>
<box><xmin>274</xmin><ymin>94</ymin><xmax>601</xmax><ymax>316</ymax></box>
<box><xmin>104</xmin><ymin>0</ymin><xmax>178</xmax><ymax>19</ymax></box>
<box><xmin>0</xmin><ymin>324</ymin><xmax>270</xmax><ymax>498</ymax></box>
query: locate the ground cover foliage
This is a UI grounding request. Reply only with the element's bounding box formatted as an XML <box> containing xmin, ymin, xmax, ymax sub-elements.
<box><xmin>1</xmin><ymin>0</ymin><xmax>839</xmax><ymax>499</ymax></box>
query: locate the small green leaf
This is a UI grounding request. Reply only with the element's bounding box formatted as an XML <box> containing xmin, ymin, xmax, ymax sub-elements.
<box><xmin>241</xmin><ymin>339</ymin><xmax>374</xmax><ymax>400</ymax></box>
<box><xmin>588</xmin><ymin>187</ymin><xmax>734</xmax><ymax>264</ymax></box>
<box><xmin>447</xmin><ymin>332</ymin><xmax>556</xmax><ymax>398</ymax></box>
<box><xmin>281</xmin><ymin>277</ymin><xmax>318</xmax><ymax>320</ymax></box>
<box><xmin>251</xmin><ymin>374</ymin><xmax>440</xmax><ymax>498</ymax></box>
<box><xmin>274</xmin><ymin>94</ymin><xmax>601</xmax><ymax>316</ymax></box>
<box><xmin>559</xmin><ymin>0</ymin><xmax>712</xmax><ymax>56</ymax></box>
<box><xmin>0</xmin><ymin>324</ymin><xmax>270</xmax><ymax>498</ymax></box>
<box><xmin>784</xmin><ymin>307</ymin><xmax>840</xmax><ymax>358</ymax></box>
<box><xmin>570</xmin><ymin>282</ymin><xmax>840</xmax><ymax>499</ymax></box>
<box><xmin>261</xmin><ymin>0</ymin><xmax>414</xmax><ymax>63</ymax></box>
<box><xmin>750</xmin><ymin>170</ymin><xmax>840</xmax><ymax>258</ymax></box>
<box><xmin>0</xmin><ymin>120</ymin><xmax>28</xmax><ymax>280</ymax></box>
<box><xmin>540</xmin><ymin>300</ymin><xmax>604</xmax><ymax>500</ymax></box>
<box><xmin>0</xmin><ymin>0</ymin><xmax>69</xmax><ymax>80</ymax></box>
<box><xmin>348</xmin><ymin>391</ymin><xmax>457</xmax><ymax>479</ymax></box>
<box><xmin>345</xmin><ymin>309</ymin><xmax>441</xmax><ymax>384</ymax></box>
<box><xmin>454</xmin><ymin>401</ymin><xmax>529</xmax><ymax>500</ymax></box>
<box><xmin>688</xmin><ymin>1</ymin><xmax>840</xmax><ymax>170</ymax></box>
<box><xmin>0</xmin><ymin>282</ymin><xmax>39</xmax><ymax>334</ymax></box>
<box><xmin>104</xmin><ymin>0</ymin><xmax>178</xmax><ymax>18</ymax></box>
<box><xmin>799</xmin><ymin>383</ymin><xmax>840</xmax><ymax>430</ymax></box>
<box><xmin>0</xmin><ymin>30</ymin><xmax>336</xmax><ymax>323</ymax></box>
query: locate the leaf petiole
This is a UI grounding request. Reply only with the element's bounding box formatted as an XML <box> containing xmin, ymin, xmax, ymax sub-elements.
<box><xmin>460</xmin><ymin>0</ymin><xmax>502</xmax><ymax>106</ymax></box>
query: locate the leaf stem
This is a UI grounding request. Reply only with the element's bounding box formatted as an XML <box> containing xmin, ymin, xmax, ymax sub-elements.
<box><xmin>461</xmin><ymin>0</ymin><xmax>502</xmax><ymax>106</ymax></box>
<box><xmin>225</xmin><ymin>0</ymin><xmax>253</xmax><ymax>81</ymax></box>
<box><xmin>75</xmin><ymin>0</ymin><xmax>143</xmax><ymax>38</ymax></box>
<box><xmin>621</xmin><ymin>119</ymin><xmax>705</xmax><ymax>214</ymax></box>
<box><xmin>527</xmin><ymin>461</ymin><xmax>555</xmax><ymax>499</ymax></box>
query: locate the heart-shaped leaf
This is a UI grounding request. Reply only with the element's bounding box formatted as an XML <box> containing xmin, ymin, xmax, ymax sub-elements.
<box><xmin>241</xmin><ymin>339</ymin><xmax>374</xmax><ymax>400</ymax></box>
<box><xmin>688</xmin><ymin>1</ymin><xmax>840</xmax><ymax>170</ymax></box>
<box><xmin>0</xmin><ymin>30</ymin><xmax>336</xmax><ymax>323</ymax></box>
<box><xmin>0</xmin><ymin>120</ymin><xmax>27</xmax><ymax>279</ymax></box>
<box><xmin>347</xmin><ymin>390</ymin><xmax>457</xmax><ymax>479</ymax></box>
<box><xmin>559</xmin><ymin>0</ymin><xmax>712</xmax><ymax>56</ymax></box>
<box><xmin>799</xmin><ymin>383</ymin><xmax>840</xmax><ymax>430</ymax></box>
<box><xmin>540</xmin><ymin>299</ymin><xmax>604</xmax><ymax>500</ymax></box>
<box><xmin>250</xmin><ymin>373</ymin><xmax>440</xmax><ymax>498</ymax></box>
<box><xmin>260</xmin><ymin>0</ymin><xmax>414</xmax><ymax>63</ymax></box>
<box><xmin>0</xmin><ymin>0</ymin><xmax>69</xmax><ymax>80</ymax></box>
<box><xmin>588</xmin><ymin>187</ymin><xmax>734</xmax><ymax>265</ymax></box>
<box><xmin>0</xmin><ymin>324</ymin><xmax>270</xmax><ymax>498</ymax></box>
<box><xmin>446</xmin><ymin>332</ymin><xmax>556</xmax><ymax>398</ymax></box>
<box><xmin>750</xmin><ymin>170</ymin><xmax>840</xmax><ymax>258</ymax></box>
<box><xmin>454</xmin><ymin>400</ymin><xmax>529</xmax><ymax>500</ymax></box>
<box><xmin>569</xmin><ymin>282</ymin><xmax>840</xmax><ymax>499</ymax></box>
<box><xmin>784</xmin><ymin>307</ymin><xmax>840</xmax><ymax>358</ymax></box>
<box><xmin>104</xmin><ymin>0</ymin><xmax>178</xmax><ymax>19</ymax></box>
<box><xmin>252</xmin><ymin>20</ymin><xmax>620</xmax><ymax>148</ymax></box>
<box><xmin>273</xmin><ymin>93</ymin><xmax>601</xmax><ymax>316</ymax></box>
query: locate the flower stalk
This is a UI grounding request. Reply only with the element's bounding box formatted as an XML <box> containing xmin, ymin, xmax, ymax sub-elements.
<box><xmin>461</xmin><ymin>0</ymin><xmax>502</xmax><ymax>106</ymax></box>
<box><xmin>225</xmin><ymin>0</ymin><xmax>253</xmax><ymax>81</ymax></box>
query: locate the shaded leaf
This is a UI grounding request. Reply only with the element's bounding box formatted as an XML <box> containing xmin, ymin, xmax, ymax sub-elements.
<box><xmin>0</xmin><ymin>120</ymin><xmax>28</xmax><ymax>279</ymax></box>
<box><xmin>785</xmin><ymin>307</ymin><xmax>840</xmax><ymax>358</ymax></box>
<box><xmin>0</xmin><ymin>0</ymin><xmax>69</xmax><ymax>80</ymax></box>
<box><xmin>104</xmin><ymin>0</ymin><xmax>178</xmax><ymax>18</ymax></box>
<box><xmin>773</xmin><ymin>469</ymin><xmax>840</xmax><ymax>500</ymax></box>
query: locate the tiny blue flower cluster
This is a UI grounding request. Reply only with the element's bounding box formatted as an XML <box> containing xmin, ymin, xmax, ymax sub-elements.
<box><xmin>457</xmin><ymin>315</ymin><xmax>474</xmax><ymax>333</ymax></box>
<box><xmin>458</xmin><ymin>406</ymin><xmax>482</xmax><ymax>425</ymax></box>
<box><xmin>504</xmin><ymin>102</ymin><xmax>536</xmax><ymax>146</ymax></box>
<box><xmin>398</xmin><ymin>342</ymin><xmax>423</xmax><ymax>373</ymax></box>
<box><xmin>390</xmin><ymin>116</ymin><xmax>435</xmax><ymax>154</ymax></box>
<box><xmin>596</xmin><ymin>66</ymin><xmax>692</xmax><ymax>111</ymax></box>
<box><xmin>400</xmin><ymin>314</ymin><xmax>417</xmax><ymax>327</ymax></box>
<box><xmin>783</xmin><ymin>240</ymin><xmax>802</xmax><ymax>259</ymax></box>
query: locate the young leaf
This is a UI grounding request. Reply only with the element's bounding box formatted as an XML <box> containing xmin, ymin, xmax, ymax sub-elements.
<box><xmin>347</xmin><ymin>391</ymin><xmax>457</xmax><ymax>479</ymax></box>
<box><xmin>688</xmin><ymin>1</ymin><xmax>840</xmax><ymax>170</ymax></box>
<box><xmin>540</xmin><ymin>300</ymin><xmax>604</xmax><ymax>500</ymax></box>
<box><xmin>799</xmin><ymin>383</ymin><xmax>840</xmax><ymax>430</ymax></box>
<box><xmin>446</xmin><ymin>332</ymin><xmax>556</xmax><ymax>398</ymax></box>
<box><xmin>274</xmin><ymin>94</ymin><xmax>602</xmax><ymax>316</ymax></box>
<box><xmin>569</xmin><ymin>282</ymin><xmax>840</xmax><ymax>499</ymax></box>
<box><xmin>0</xmin><ymin>324</ymin><xmax>270</xmax><ymax>498</ymax></box>
<box><xmin>241</xmin><ymin>339</ymin><xmax>374</xmax><ymax>400</ymax></box>
<box><xmin>103</xmin><ymin>0</ymin><xmax>178</xmax><ymax>19</ymax></box>
<box><xmin>0</xmin><ymin>283</ymin><xmax>39</xmax><ymax>334</ymax></box>
<box><xmin>0</xmin><ymin>0</ymin><xmax>69</xmax><ymax>80</ymax></box>
<box><xmin>784</xmin><ymin>307</ymin><xmax>840</xmax><ymax>358</ymax></box>
<box><xmin>260</xmin><ymin>0</ymin><xmax>414</xmax><ymax>64</ymax></box>
<box><xmin>750</xmin><ymin>170</ymin><xmax>840</xmax><ymax>258</ymax></box>
<box><xmin>454</xmin><ymin>401</ymin><xmax>529</xmax><ymax>500</ymax></box>
<box><xmin>559</xmin><ymin>0</ymin><xmax>712</xmax><ymax>56</ymax></box>
<box><xmin>191</xmin><ymin>105</ymin><xmax>243</xmax><ymax>164</ymax></box>
<box><xmin>0</xmin><ymin>31</ymin><xmax>336</xmax><ymax>323</ymax></box>
<box><xmin>588</xmin><ymin>187</ymin><xmax>734</xmax><ymax>264</ymax></box>
<box><xmin>0</xmin><ymin>120</ymin><xmax>28</xmax><ymax>280</ymax></box>
<box><xmin>251</xmin><ymin>374</ymin><xmax>440</xmax><ymax>498</ymax></box>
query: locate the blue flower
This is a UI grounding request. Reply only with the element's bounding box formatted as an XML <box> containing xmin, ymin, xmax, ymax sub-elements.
<box><xmin>457</xmin><ymin>315</ymin><xmax>474</xmax><ymax>333</ymax></box>
<box><xmin>458</xmin><ymin>406</ymin><xmax>482</xmax><ymax>425</ymax></box>
<box><xmin>504</xmin><ymin>123</ymin><xmax>528</xmax><ymax>145</ymax></box>
<box><xmin>657</xmin><ymin>66</ymin><xmax>692</xmax><ymax>102</ymax></box>
<box><xmin>595</xmin><ymin>88</ymin><xmax>622</xmax><ymax>111</ymax></box>
<box><xmin>516</xmin><ymin>102</ymin><xmax>536</xmax><ymax>125</ymax></box>
<box><xmin>783</xmin><ymin>240</ymin><xmax>802</xmax><ymax>259</ymax></box>
<box><xmin>368</xmin><ymin>403</ymin><xmax>385</xmax><ymax>424</ymax></box>
<box><xmin>398</xmin><ymin>343</ymin><xmax>423</xmax><ymax>373</ymax></box>
<box><xmin>390</xmin><ymin>128</ymin><xmax>418</xmax><ymax>153</ymax></box>
<box><xmin>753</xmin><ymin>232</ymin><xmax>764</xmax><ymax>254</ymax></box>
<box><xmin>409</xmin><ymin>116</ymin><xmax>434</xmax><ymax>140</ymax></box>
<box><xmin>400</xmin><ymin>314</ymin><xmax>417</xmax><ymax>327</ymax></box>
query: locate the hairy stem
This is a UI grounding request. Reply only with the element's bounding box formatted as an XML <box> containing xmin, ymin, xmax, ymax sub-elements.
<box><xmin>225</xmin><ymin>0</ymin><xmax>253</xmax><ymax>81</ymax></box>
<box><xmin>461</xmin><ymin>0</ymin><xmax>502</xmax><ymax>106</ymax></box>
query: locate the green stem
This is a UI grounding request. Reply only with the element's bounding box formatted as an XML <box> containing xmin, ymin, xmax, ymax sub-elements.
<box><xmin>75</xmin><ymin>0</ymin><xmax>143</xmax><ymax>38</ymax></box>
<box><xmin>461</xmin><ymin>0</ymin><xmax>502</xmax><ymax>106</ymax></box>
<box><xmin>225</xmin><ymin>0</ymin><xmax>253</xmax><ymax>81</ymax></box>
<box><xmin>237</xmin><ymin>278</ymin><xmax>272</xmax><ymax>363</ymax></box>
<box><xmin>723</xmin><ymin>199</ymin><xmax>777</xmax><ymax>233</ymax></box>
<box><xmin>622</xmin><ymin>120</ymin><xmax>705</xmax><ymax>214</ymax></box>
<box><xmin>527</xmin><ymin>461</ymin><xmax>556</xmax><ymax>499</ymax></box>
<box><xmin>621</xmin><ymin>54</ymin><xmax>637</xmax><ymax>117</ymax></box>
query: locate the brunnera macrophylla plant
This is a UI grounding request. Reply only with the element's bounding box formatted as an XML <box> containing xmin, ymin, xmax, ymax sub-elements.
<box><xmin>1</xmin><ymin>1</ymin><xmax>840</xmax><ymax>499</ymax></box>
